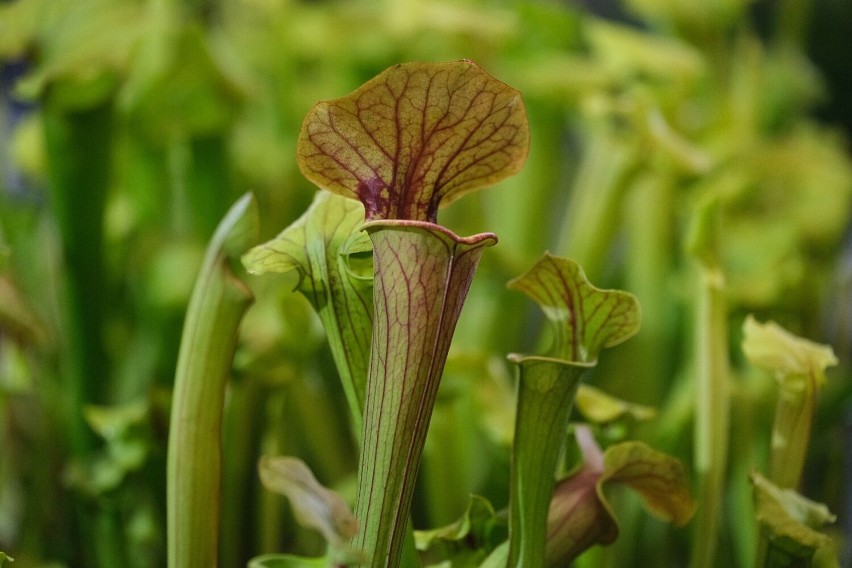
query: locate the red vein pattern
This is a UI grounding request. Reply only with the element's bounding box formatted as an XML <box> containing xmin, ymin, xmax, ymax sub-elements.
<box><xmin>352</xmin><ymin>220</ymin><xmax>496</xmax><ymax>566</ymax></box>
<box><xmin>545</xmin><ymin>441</ymin><xmax>695</xmax><ymax>566</ymax></box>
<box><xmin>504</xmin><ymin>253</ymin><xmax>640</xmax><ymax>566</ymax></box>
<box><xmin>507</xmin><ymin>253</ymin><xmax>641</xmax><ymax>363</ymax></box>
<box><xmin>298</xmin><ymin>60</ymin><xmax>529</xmax><ymax>222</ymax></box>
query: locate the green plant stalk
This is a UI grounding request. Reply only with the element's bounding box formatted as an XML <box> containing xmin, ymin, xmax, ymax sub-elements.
<box><xmin>220</xmin><ymin>377</ymin><xmax>266</xmax><ymax>567</ymax></box>
<box><xmin>187</xmin><ymin>134</ymin><xmax>235</xmax><ymax>237</ymax></box>
<box><xmin>718</xmin><ymin>361</ymin><xmax>772</xmax><ymax>568</ymax></box>
<box><xmin>688</xmin><ymin>199</ymin><xmax>730</xmax><ymax>568</ymax></box>
<box><xmin>421</xmin><ymin>365</ymin><xmax>482</xmax><ymax>527</ymax></box>
<box><xmin>758</xmin><ymin>353</ymin><xmax>828</xmax><ymax>566</ymax></box>
<box><xmin>507</xmin><ymin>356</ymin><xmax>589</xmax><ymax>568</ymax></box>
<box><xmin>257</xmin><ymin>389</ymin><xmax>288</xmax><ymax>553</ymax></box>
<box><xmin>691</xmin><ymin>269</ymin><xmax>730</xmax><ymax>568</ymax></box>
<box><xmin>43</xmin><ymin>99</ymin><xmax>112</xmax><ymax>452</ymax></box>
<box><xmin>43</xmin><ymin>96</ymin><xmax>120</xmax><ymax>567</ymax></box>
<box><xmin>768</xmin><ymin>380</ymin><xmax>817</xmax><ymax>490</ymax></box>
<box><xmin>556</xmin><ymin>126</ymin><xmax>638</xmax><ymax>281</ymax></box>
<box><xmin>621</xmin><ymin>174</ymin><xmax>677</xmax><ymax>405</ymax></box>
<box><xmin>294</xmin><ymin>59</ymin><xmax>528</xmax><ymax>565</ymax></box>
<box><xmin>505</xmin><ymin>254</ymin><xmax>641</xmax><ymax>567</ymax></box>
<box><xmin>605</xmin><ymin>176</ymin><xmax>677</xmax><ymax>568</ymax></box>
<box><xmin>167</xmin><ymin>193</ymin><xmax>258</xmax><ymax>568</ymax></box>
<box><xmin>352</xmin><ymin>221</ymin><xmax>496</xmax><ymax>568</ymax></box>
<box><xmin>242</xmin><ymin>192</ymin><xmax>373</xmax><ymax>439</ymax></box>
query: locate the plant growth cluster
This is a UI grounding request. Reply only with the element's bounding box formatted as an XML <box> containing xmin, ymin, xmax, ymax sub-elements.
<box><xmin>0</xmin><ymin>1</ymin><xmax>850</xmax><ymax>567</ymax></box>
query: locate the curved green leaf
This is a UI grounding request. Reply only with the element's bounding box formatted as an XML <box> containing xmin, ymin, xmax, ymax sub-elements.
<box><xmin>574</xmin><ymin>384</ymin><xmax>656</xmax><ymax>425</ymax></box>
<box><xmin>544</xmin><ymin>431</ymin><xmax>695</xmax><ymax>567</ymax></box>
<box><xmin>599</xmin><ymin>441</ymin><xmax>696</xmax><ymax>527</ymax></box>
<box><xmin>242</xmin><ymin>192</ymin><xmax>373</xmax><ymax>428</ymax></box>
<box><xmin>415</xmin><ymin>495</ymin><xmax>506</xmax><ymax>567</ymax></box>
<box><xmin>298</xmin><ymin>60</ymin><xmax>529</xmax><ymax>222</ymax></box>
<box><xmin>507</xmin><ymin>253</ymin><xmax>640</xmax><ymax>363</ymax></box>
<box><xmin>259</xmin><ymin>456</ymin><xmax>358</xmax><ymax>548</ymax></box>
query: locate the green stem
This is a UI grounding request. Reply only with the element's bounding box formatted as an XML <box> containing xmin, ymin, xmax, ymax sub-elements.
<box><xmin>688</xmin><ymin>199</ymin><xmax>730</xmax><ymax>568</ymax></box>
<box><xmin>556</xmin><ymin>126</ymin><xmax>638</xmax><ymax>281</ymax></box>
<box><xmin>353</xmin><ymin>221</ymin><xmax>496</xmax><ymax>568</ymax></box>
<box><xmin>220</xmin><ymin>377</ymin><xmax>266</xmax><ymax>567</ymax></box>
<box><xmin>43</xmin><ymin>98</ymin><xmax>112</xmax><ymax>450</ymax></box>
<box><xmin>167</xmin><ymin>194</ymin><xmax>257</xmax><ymax>568</ymax></box>
<box><xmin>43</xmin><ymin>95</ymin><xmax>117</xmax><ymax>567</ymax></box>
<box><xmin>768</xmin><ymin>379</ymin><xmax>817</xmax><ymax>490</ymax></box>
<box><xmin>421</xmin><ymin>365</ymin><xmax>481</xmax><ymax>527</ymax></box>
<box><xmin>621</xmin><ymin>174</ymin><xmax>677</xmax><ymax>405</ymax></box>
<box><xmin>757</xmin><ymin>366</ymin><xmax>820</xmax><ymax>567</ymax></box>
<box><xmin>186</xmin><ymin>134</ymin><xmax>235</xmax><ymax>237</ymax></box>
<box><xmin>507</xmin><ymin>356</ymin><xmax>589</xmax><ymax>568</ymax></box>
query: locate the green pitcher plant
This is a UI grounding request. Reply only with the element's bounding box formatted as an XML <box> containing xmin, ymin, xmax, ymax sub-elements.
<box><xmin>295</xmin><ymin>60</ymin><xmax>528</xmax><ymax>568</ymax></box>
<box><xmin>175</xmin><ymin>61</ymin><xmax>699</xmax><ymax>568</ymax></box>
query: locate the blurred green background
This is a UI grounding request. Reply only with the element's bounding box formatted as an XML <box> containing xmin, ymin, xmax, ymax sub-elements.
<box><xmin>1</xmin><ymin>0</ymin><xmax>851</xmax><ymax>566</ymax></box>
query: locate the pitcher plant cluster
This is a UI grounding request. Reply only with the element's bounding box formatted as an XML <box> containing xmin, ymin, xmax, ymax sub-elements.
<box><xmin>165</xmin><ymin>60</ymin><xmax>839</xmax><ymax>568</ymax></box>
<box><xmin>2</xmin><ymin>0</ymin><xmax>851</xmax><ymax>566</ymax></box>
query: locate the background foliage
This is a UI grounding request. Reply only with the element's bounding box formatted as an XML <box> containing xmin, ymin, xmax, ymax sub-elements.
<box><xmin>0</xmin><ymin>0</ymin><xmax>850</xmax><ymax>566</ymax></box>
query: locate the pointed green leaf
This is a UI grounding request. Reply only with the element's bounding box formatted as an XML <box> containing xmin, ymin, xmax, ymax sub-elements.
<box><xmin>574</xmin><ymin>384</ymin><xmax>656</xmax><ymax>425</ymax></box>
<box><xmin>242</xmin><ymin>191</ymin><xmax>373</xmax><ymax>428</ymax></box>
<box><xmin>686</xmin><ymin>192</ymin><xmax>729</xmax><ymax>568</ymax></box>
<box><xmin>298</xmin><ymin>60</ymin><xmax>530</xmax><ymax>222</ymax></box>
<box><xmin>0</xmin><ymin>552</ymin><xmax>13</xmax><ymax>566</ymax></box>
<box><xmin>751</xmin><ymin>471</ymin><xmax>836</xmax><ymax>567</ymax></box>
<box><xmin>259</xmin><ymin>456</ymin><xmax>358</xmax><ymax>548</ymax></box>
<box><xmin>415</xmin><ymin>495</ymin><xmax>507</xmax><ymax>567</ymax></box>
<box><xmin>507</xmin><ymin>253</ymin><xmax>640</xmax><ymax>363</ymax></box>
<box><xmin>599</xmin><ymin>441</ymin><xmax>697</xmax><ymax>527</ymax></box>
